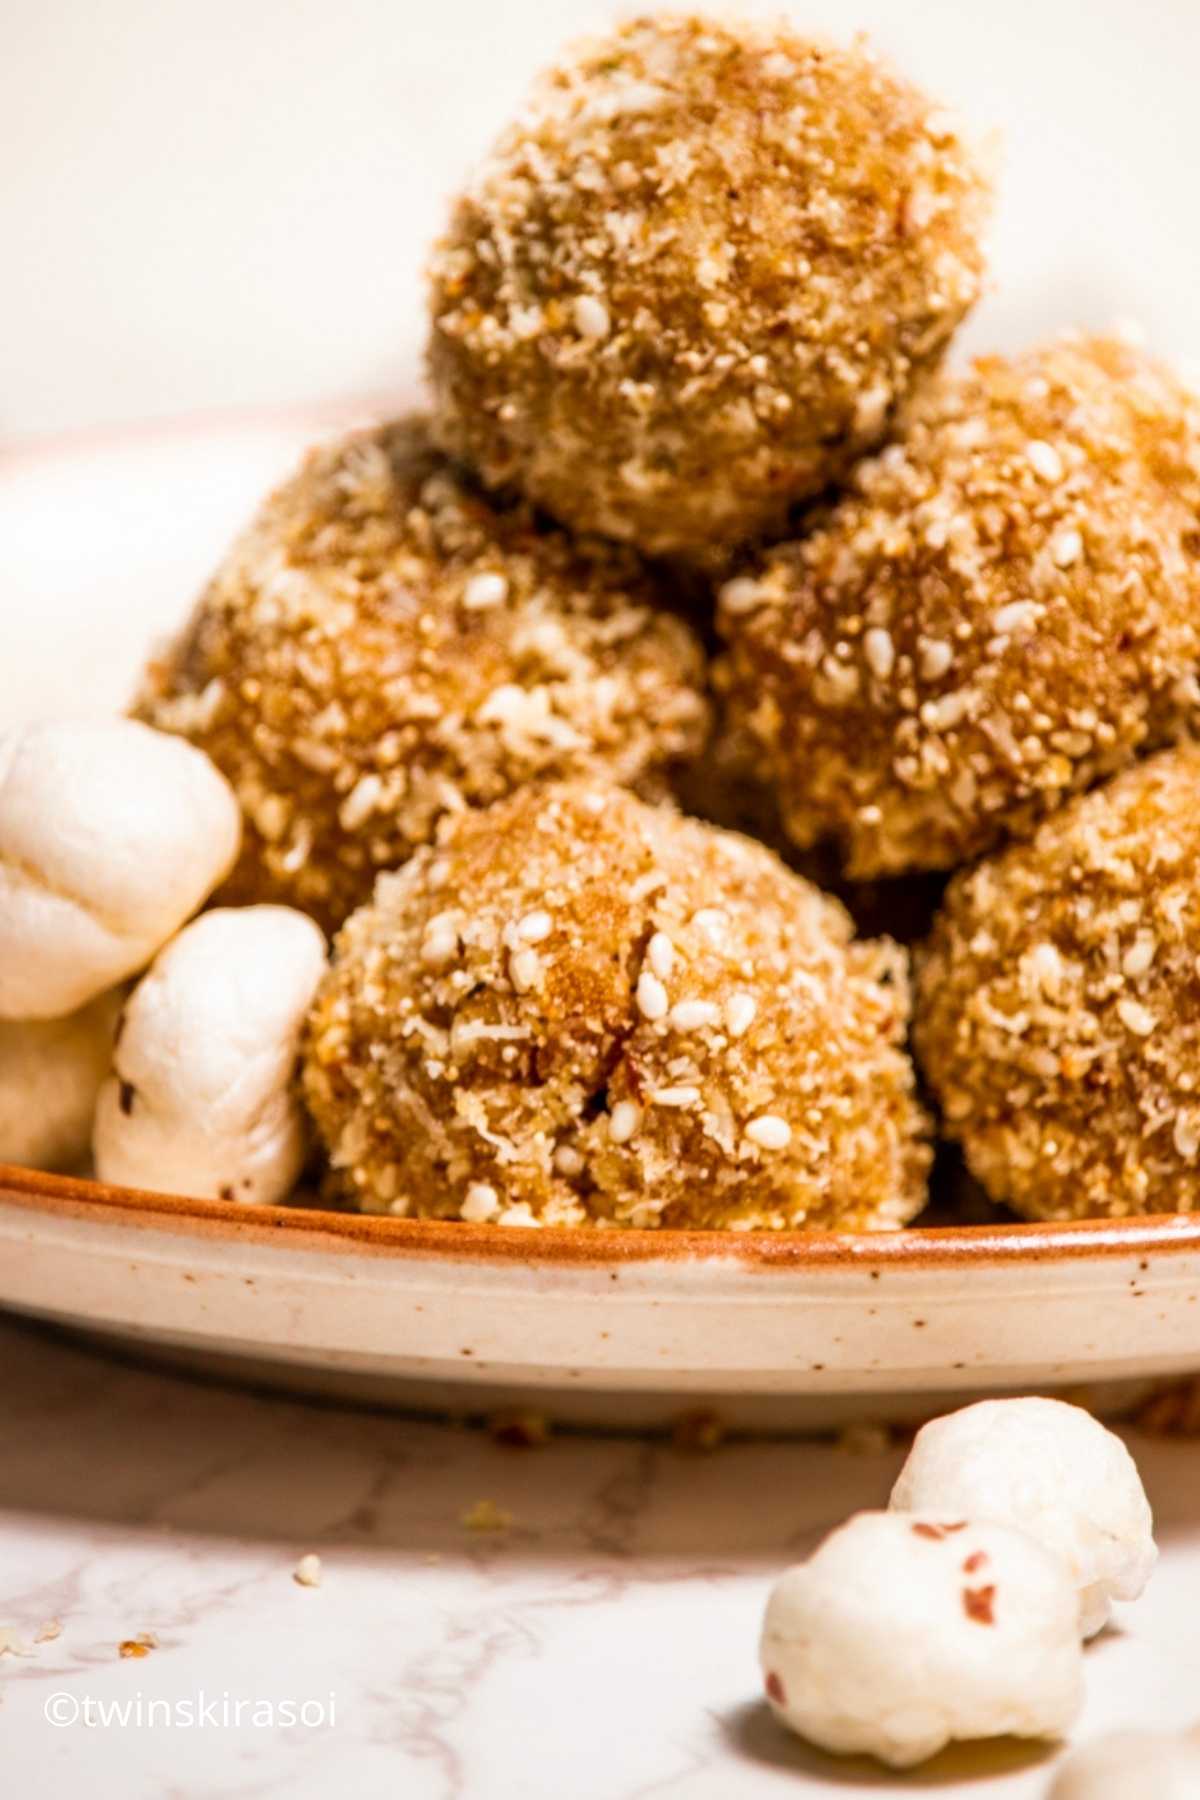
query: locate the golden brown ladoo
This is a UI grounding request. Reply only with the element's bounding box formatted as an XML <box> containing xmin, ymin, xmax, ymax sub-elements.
<box><xmin>716</xmin><ymin>335</ymin><xmax>1200</xmax><ymax>876</ymax></box>
<box><xmin>427</xmin><ymin>13</ymin><xmax>989</xmax><ymax>561</ymax></box>
<box><xmin>916</xmin><ymin>748</ymin><xmax>1200</xmax><ymax>1221</ymax></box>
<box><xmin>303</xmin><ymin>780</ymin><xmax>931</xmax><ymax>1229</ymax></box>
<box><xmin>138</xmin><ymin>418</ymin><xmax>709</xmax><ymax>932</ymax></box>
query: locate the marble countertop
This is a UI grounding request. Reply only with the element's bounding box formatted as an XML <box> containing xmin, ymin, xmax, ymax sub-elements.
<box><xmin>3</xmin><ymin>1316</ymin><xmax>1200</xmax><ymax>1798</ymax></box>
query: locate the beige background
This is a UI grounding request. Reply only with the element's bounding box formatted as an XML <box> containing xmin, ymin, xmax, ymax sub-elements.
<box><xmin>4</xmin><ymin>0</ymin><xmax>1200</xmax><ymax>439</ymax></box>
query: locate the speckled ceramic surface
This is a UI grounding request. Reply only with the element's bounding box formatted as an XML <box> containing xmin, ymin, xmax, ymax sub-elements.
<box><xmin>4</xmin><ymin>1167</ymin><xmax>1200</xmax><ymax>1427</ymax></box>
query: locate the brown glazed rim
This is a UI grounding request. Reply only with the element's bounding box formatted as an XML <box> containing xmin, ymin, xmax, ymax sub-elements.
<box><xmin>4</xmin><ymin>1165</ymin><xmax>1200</xmax><ymax>1269</ymax></box>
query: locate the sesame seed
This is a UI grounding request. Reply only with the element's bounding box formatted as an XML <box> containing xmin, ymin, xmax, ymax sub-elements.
<box><xmin>1175</xmin><ymin>1115</ymin><xmax>1200</xmax><ymax>1160</ymax></box>
<box><xmin>339</xmin><ymin>772</ymin><xmax>384</xmax><ymax>831</ymax></box>
<box><xmin>509</xmin><ymin>947</ymin><xmax>543</xmax><ymax>993</ymax></box>
<box><xmin>648</xmin><ymin>931</ymin><xmax>676</xmax><ymax>979</ymax></box>
<box><xmin>863</xmin><ymin>626</ymin><xmax>895</xmax><ymax>680</ymax></box>
<box><xmin>725</xmin><ymin>991</ymin><xmax>757</xmax><ymax>1038</ymax></box>
<box><xmin>637</xmin><ymin>971</ymin><xmax>669</xmax><ymax>1020</ymax></box>
<box><xmin>1117</xmin><ymin>998</ymin><xmax>1156</xmax><ymax>1037</ymax></box>
<box><xmin>1026</xmin><ymin>439</ymin><xmax>1064</xmax><ymax>482</ymax></box>
<box><xmin>608</xmin><ymin>1100</ymin><xmax>643</xmax><ymax>1144</ymax></box>
<box><xmin>573</xmin><ymin>294</ymin><xmax>611</xmax><ymax>340</ymax></box>
<box><xmin>293</xmin><ymin>1553</ymin><xmax>323</xmax><ymax>1588</ymax></box>
<box><xmin>853</xmin><ymin>382</ymin><xmax>891</xmax><ymax>436</ymax></box>
<box><xmin>628</xmin><ymin>870</ymin><xmax>667</xmax><ymax>903</ymax></box>
<box><xmin>921</xmin><ymin>689</ymin><xmax>971</xmax><ymax>731</ymax></box>
<box><xmin>818</xmin><ymin>655</ymin><xmax>860</xmax><ymax>703</ymax></box>
<box><xmin>374</xmin><ymin>1164</ymin><xmax>400</xmax><ymax>1202</ymax></box>
<box><xmin>918</xmin><ymin>638</ymin><xmax>954</xmax><ymax>682</ymax></box>
<box><xmin>515</xmin><ymin>909</ymin><xmax>553</xmax><ymax>944</ymax></box>
<box><xmin>461</xmin><ymin>1183</ymin><xmax>500</xmax><ymax>1223</ymax></box>
<box><xmin>691</xmin><ymin>908</ymin><xmax>729</xmax><ymax>946</ymax></box>
<box><xmin>255</xmin><ymin>793</ymin><xmax>291</xmax><ymax>842</ymax></box>
<box><xmin>745</xmin><ymin>1114</ymin><xmax>792</xmax><ymax>1150</ymax></box>
<box><xmin>554</xmin><ymin>1145</ymin><xmax>584</xmax><ymax>1177</ymax></box>
<box><xmin>669</xmin><ymin>999</ymin><xmax>720</xmax><ymax>1032</ymax></box>
<box><xmin>1025</xmin><ymin>942</ymin><xmax>1064</xmax><ymax>996</ymax></box>
<box><xmin>421</xmin><ymin>913</ymin><xmax>460</xmax><ymax>970</ymax></box>
<box><xmin>911</xmin><ymin>181</ymin><xmax>944</xmax><ymax>231</ymax></box>
<box><xmin>1051</xmin><ymin>529</ymin><xmax>1083</xmax><ymax>568</ymax></box>
<box><xmin>1122</xmin><ymin>936</ymin><xmax>1156</xmax><ymax>978</ymax></box>
<box><xmin>477</xmin><ymin>683</ymin><xmax>526</xmax><ymax>726</ymax></box>
<box><xmin>719</xmin><ymin>576</ymin><xmax>767</xmax><ymax>615</ymax></box>
<box><xmin>991</xmin><ymin>600</ymin><xmax>1040</xmax><ymax>636</ymax></box>
<box><xmin>651</xmin><ymin>1085</ymin><xmax>701</xmax><ymax>1108</ymax></box>
<box><xmin>496</xmin><ymin>1205</ymin><xmax>541</xmax><ymax>1228</ymax></box>
<box><xmin>463</xmin><ymin>571</ymin><xmax>509</xmax><ymax>610</ymax></box>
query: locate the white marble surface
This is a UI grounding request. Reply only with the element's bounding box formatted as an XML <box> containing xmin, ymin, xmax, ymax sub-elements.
<box><xmin>3</xmin><ymin>1314</ymin><xmax>1200</xmax><ymax>1799</ymax></box>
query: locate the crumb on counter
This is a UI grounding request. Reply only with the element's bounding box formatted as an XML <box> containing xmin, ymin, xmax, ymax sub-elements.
<box><xmin>461</xmin><ymin>1499</ymin><xmax>514</xmax><ymax>1533</ymax></box>
<box><xmin>671</xmin><ymin>1409</ymin><xmax>727</xmax><ymax>1454</ymax></box>
<box><xmin>488</xmin><ymin>1410</ymin><xmax>551</xmax><ymax>1449</ymax></box>
<box><xmin>836</xmin><ymin>1421</ymin><xmax>895</xmax><ymax>1456</ymax></box>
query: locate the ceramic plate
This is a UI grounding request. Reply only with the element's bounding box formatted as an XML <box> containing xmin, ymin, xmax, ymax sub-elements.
<box><xmin>4</xmin><ymin>1167</ymin><xmax>1200</xmax><ymax>1430</ymax></box>
<box><xmin>5</xmin><ymin>417</ymin><xmax>1200</xmax><ymax>1430</ymax></box>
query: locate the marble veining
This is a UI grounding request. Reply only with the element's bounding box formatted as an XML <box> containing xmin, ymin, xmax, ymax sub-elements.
<box><xmin>3</xmin><ymin>1315</ymin><xmax>1200</xmax><ymax>1798</ymax></box>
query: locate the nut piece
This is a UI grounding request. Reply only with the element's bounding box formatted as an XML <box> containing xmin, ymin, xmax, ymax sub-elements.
<box><xmin>717</xmin><ymin>335</ymin><xmax>1200</xmax><ymax>874</ymax></box>
<box><xmin>1048</xmin><ymin>1731</ymin><xmax>1200</xmax><ymax>1798</ymax></box>
<box><xmin>303</xmin><ymin>780</ymin><xmax>930</xmax><ymax>1230</ymax></box>
<box><xmin>292</xmin><ymin>1554</ymin><xmax>323</xmax><ymax>1588</ymax></box>
<box><xmin>428</xmin><ymin>14</ymin><xmax>989</xmax><ymax>560</ymax></box>
<box><xmin>0</xmin><ymin>720</ymin><xmax>240</xmax><ymax>1020</ymax></box>
<box><xmin>915</xmin><ymin>747</ymin><xmax>1200</xmax><ymax>1220</ymax></box>
<box><xmin>760</xmin><ymin>1510</ymin><xmax>1084</xmax><ymax>1768</ymax></box>
<box><xmin>94</xmin><ymin>907</ymin><xmax>327</xmax><ymax>1204</ymax></box>
<box><xmin>138</xmin><ymin>417</ymin><xmax>709</xmax><ymax>931</ymax></box>
<box><xmin>889</xmin><ymin>1397</ymin><xmax>1156</xmax><ymax>1638</ymax></box>
<box><xmin>0</xmin><ymin>990</ymin><xmax>122</xmax><ymax>1171</ymax></box>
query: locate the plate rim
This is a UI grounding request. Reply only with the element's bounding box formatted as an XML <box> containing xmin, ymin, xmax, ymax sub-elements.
<box><xmin>5</xmin><ymin>1164</ymin><xmax>1200</xmax><ymax>1270</ymax></box>
<box><xmin>0</xmin><ymin>390</ymin><xmax>400</xmax><ymax>469</ymax></box>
